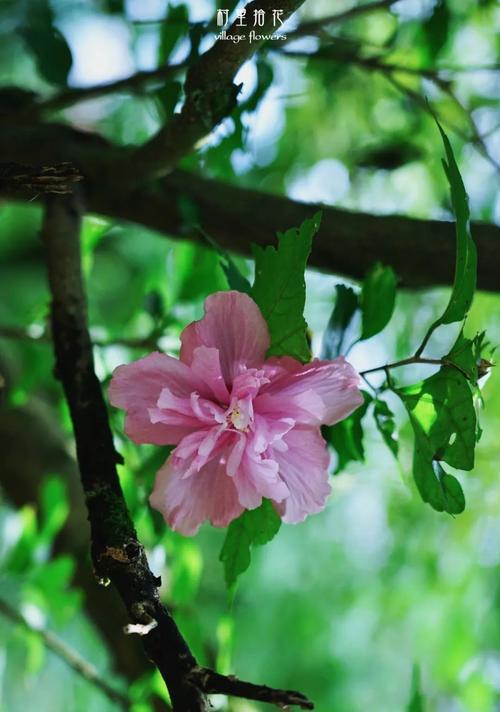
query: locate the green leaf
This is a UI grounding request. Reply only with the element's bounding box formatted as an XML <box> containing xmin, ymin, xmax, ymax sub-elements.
<box><xmin>422</xmin><ymin>0</ymin><xmax>450</xmax><ymax>58</ymax></box>
<box><xmin>407</xmin><ymin>413</ymin><xmax>464</xmax><ymax>514</ymax></box>
<box><xmin>400</xmin><ymin>367</ymin><xmax>476</xmax><ymax>471</ymax></box>
<box><xmin>20</xmin><ymin>25</ymin><xmax>72</xmax><ymax>86</ymax></box>
<box><xmin>159</xmin><ymin>4</ymin><xmax>189</xmax><ymax>64</ymax></box>
<box><xmin>154</xmin><ymin>80</ymin><xmax>182</xmax><ymax>121</ymax></box>
<box><xmin>219</xmin><ymin>500</ymin><xmax>281</xmax><ymax>589</ymax></box>
<box><xmin>398</xmin><ymin>367</ymin><xmax>476</xmax><ymax>513</ymax></box>
<box><xmin>19</xmin><ymin>2</ymin><xmax>72</xmax><ymax>87</ymax></box>
<box><xmin>373</xmin><ymin>398</ymin><xmax>399</xmax><ymax>458</ymax></box>
<box><xmin>360</xmin><ymin>263</ymin><xmax>397</xmax><ymax>340</ymax></box>
<box><xmin>407</xmin><ymin>665</ymin><xmax>425</xmax><ymax>712</ymax></box>
<box><xmin>323</xmin><ymin>392</ymin><xmax>371</xmax><ymax>473</ymax></box>
<box><xmin>39</xmin><ymin>475</ymin><xmax>69</xmax><ymax>544</ymax></box>
<box><xmin>426</xmin><ymin>123</ymin><xmax>477</xmax><ymax>332</ymax></box>
<box><xmin>202</xmin><ymin>232</ymin><xmax>252</xmax><ymax>294</ymax></box>
<box><xmin>321</xmin><ymin>284</ymin><xmax>359</xmax><ymax>359</ymax></box>
<box><xmin>433</xmin><ymin>462</ymin><xmax>466</xmax><ymax>514</ymax></box>
<box><xmin>251</xmin><ymin>213</ymin><xmax>321</xmax><ymax>362</ymax></box>
<box><xmin>445</xmin><ymin>330</ymin><xmax>485</xmax><ymax>384</ymax></box>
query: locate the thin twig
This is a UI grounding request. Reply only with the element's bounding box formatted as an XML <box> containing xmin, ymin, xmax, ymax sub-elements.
<box><xmin>36</xmin><ymin>62</ymin><xmax>188</xmax><ymax>115</ymax></box>
<box><xmin>0</xmin><ymin>598</ymin><xmax>130</xmax><ymax>709</ymax></box>
<box><xmin>273</xmin><ymin>45</ymin><xmax>500</xmax><ymax>171</ymax></box>
<box><xmin>360</xmin><ymin>356</ymin><xmax>442</xmax><ymax>377</ymax></box>
<box><xmin>284</xmin><ymin>0</ymin><xmax>401</xmax><ymax>41</ymax></box>
<box><xmin>0</xmin><ymin>325</ymin><xmax>160</xmax><ymax>350</ymax></box>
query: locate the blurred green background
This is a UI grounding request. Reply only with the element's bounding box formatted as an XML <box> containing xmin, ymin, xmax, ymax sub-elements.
<box><xmin>0</xmin><ymin>0</ymin><xmax>499</xmax><ymax>711</ymax></box>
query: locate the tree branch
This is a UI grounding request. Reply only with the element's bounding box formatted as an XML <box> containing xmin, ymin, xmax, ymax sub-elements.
<box><xmin>284</xmin><ymin>0</ymin><xmax>400</xmax><ymax>41</ymax></box>
<box><xmin>0</xmin><ymin>122</ymin><xmax>498</xmax><ymax>291</ymax></box>
<box><xmin>131</xmin><ymin>0</ymin><xmax>307</xmax><ymax>181</ymax></box>
<box><xmin>41</xmin><ymin>191</ymin><xmax>313</xmax><ymax>710</ymax></box>
<box><xmin>89</xmin><ymin>168</ymin><xmax>500</xmax><ymax>292</ymax></box>
<box><xmin>0</xmin><ymin>597</ymin><xmax>130</xmax><ymax>710</ymax></box>
<box><xmin>37</xmin><ymin>62</ymin><xmax>187</xmax><ymax>115</ymax></box>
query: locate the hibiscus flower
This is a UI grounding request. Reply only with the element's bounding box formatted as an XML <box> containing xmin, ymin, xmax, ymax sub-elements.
<box><xmin>109</xmin><ymin>291</ymin><xmax>363</xmax><ymax>535</ymax></box>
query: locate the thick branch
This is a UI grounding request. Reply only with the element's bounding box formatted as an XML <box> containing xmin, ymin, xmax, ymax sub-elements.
<box><xmin>41</xmin><ymin>192</ymin><xmax>313</xmax><ymax>710</ymax></box>
<box><xmin>1</xmin><ymin>122</ymin><xmax>498</xmax><ymax>291</ymax></box>
<box><xmin>131</xmin><ymin>0</ymin><xmax>306</xmax><ymax>180</ymax></box>
<box><xmin>89</xmin><ymin>169</ymin><xmax>500</xmax><ymax>292</ymax></box>
<box><xmin>42</xmin><ymin>192</ymin><xmax>206</xmax><ymax>711</ymax></box>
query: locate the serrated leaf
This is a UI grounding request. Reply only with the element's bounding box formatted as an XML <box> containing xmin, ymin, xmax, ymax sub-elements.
<box><xmin>373</xmin><ymin>398</ymin><xmax>399</xmax><ymax>458</ymax></box>
<box><xmin>323</xmin><ymin>392</ymin><xmax>371</xmax><ymax>473</ymax></box>
<box><xmin>219</xmin><ymin>500</ymin><xmax>281</xmax><ymax>589</ymax></box>
<box><xmin>321</xmin><ymin>284</ymin><xmax>359</xmax><ymax>359</ymax></box>
<box><xmin>251</xmin><ymin>213</ymin><xmax>321</xmax><ymax>362</ymax></box>
<box><xmin>445</xmin><ymin>330</ymin><xmax>485</xmax><ymax>384</ymax></box>
<box><xmin>360</xmin><ymin>263</ymin><xmax>397</xmax><ymax>340</ymax></box>
<box><xmin>400</xmin><ymin>367</ymin><xmax>476</xmax><ymax>471</ymax></box>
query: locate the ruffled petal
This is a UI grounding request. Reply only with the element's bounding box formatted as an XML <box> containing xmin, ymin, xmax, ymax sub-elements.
<box><xmin>150</xmin><ymin>453</ymin><xmax>244</xmax><ymax>535</ymax></box>
<box><xmin>190</xmin><ymin>346</ymin><xmax>230</xmax><ymax>404</ymax></box>
<box><xmin>256</xmin><ymin>356</ymin><xmax>363</xmax><ymax>426</ymax></box>
<box><xmin>232</xmin><ymin>448</ymin><xmax>290</xmax><ymax>509</ymax></box>
<box><xmin>109</xmin><ymin>352</ymin><xmax>208</xmax><ymax>445</ymax></box>
<box><xmin>180</xmin><ymin>291</ymin><xmax>270</xmax><ymax>383</ymax></box>
<box><xmin>173</xmin><ymin>426</ymin><xmax>230</xmax><ymax>478</ymax></box>
<box><xmin>270</xmin><ymin>426</ymin><xmax>331</xmax><ymax>523</ymax></box>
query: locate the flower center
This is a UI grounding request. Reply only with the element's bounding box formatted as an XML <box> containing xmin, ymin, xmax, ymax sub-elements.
<box><xmin>228</xmin><ymin>398</ymin><xmax>252</xmax><ymax>432</ymax></box>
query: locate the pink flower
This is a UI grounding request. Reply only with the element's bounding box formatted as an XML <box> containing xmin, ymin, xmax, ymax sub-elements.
<box><xmin>109</xmin><ymin>291</ymin><xmax>363</xmax><ymax>535</ymax></box>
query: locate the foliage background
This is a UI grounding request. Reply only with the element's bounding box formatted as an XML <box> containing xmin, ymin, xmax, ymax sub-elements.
<box><xmin>0</xmin><ymin>0</ymin><xmax>499</xmax><ymax>710</ymax></box>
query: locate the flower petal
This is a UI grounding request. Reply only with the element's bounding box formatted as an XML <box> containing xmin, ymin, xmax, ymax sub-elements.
<box><xmin>190</xmin><ymin>346</ymin><xmax>230</xmax><ymax>403</ymax></box>
<box><xmin>270</xmin><ymin>426</ymin><xmax>331</xmax><ymax>523</ymax></box>
<box><xmin>180</xmin><ymin>291</ymin><xmax>270</xmax><ymax>383</ymax></box>
<box><xmin>232</xmin><ymin>449</ymin><xmax>290</xmax><ymax>509</ymax></box>
<box><xmin>109</xmin><ymin>352</ymin><xmax>209</xmax><ymax>445</ymax></box>
<box><xmin>150</xmin><ymin>454</ymin><xmax>243</xmax><ymax>535</ymax></box>
<box><xmin>256</xmin><ymin>356</ymin><xmax>363</xmax><ymax>426</ymax></box>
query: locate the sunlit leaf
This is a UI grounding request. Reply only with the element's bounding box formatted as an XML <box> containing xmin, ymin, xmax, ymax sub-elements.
<box><xmin>400</xmin><ymin>368</ymin><xmax>476</xmax><ymax>471</ymax></box>
<box><xmin>399</xmin><ymin>367</ymin><xmax>475</xmax><ymax>513</ymax></box>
